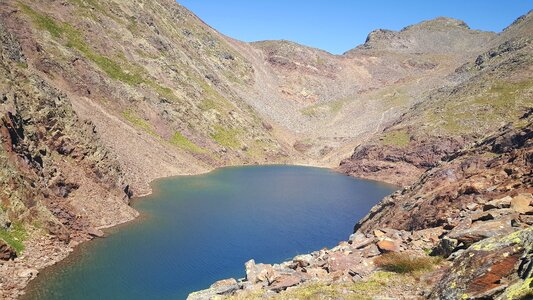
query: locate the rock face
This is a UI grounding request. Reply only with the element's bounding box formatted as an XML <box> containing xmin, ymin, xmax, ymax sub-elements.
<box><xmin>432</xmin><ymin>228</ymin><xmax>533</xmax><ymax>300</ymax></box>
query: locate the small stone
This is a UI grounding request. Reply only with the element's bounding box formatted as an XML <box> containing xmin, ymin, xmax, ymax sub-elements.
<box><xmin>87</xmin><ymin>227</ymin><xmax>105</xmax><ymax>238</ymax></box>
<box><xmin>361</xmin><ymin>243</ymin><xmax>381</xmax><ymax>258</ymax></box>
<box><xmin>268</xmin><ymin>275</ymin><xmax>301</xmax><ymax>292</ymax></box>
<box><xmin>0</xmin><ymin>240</ymin><xmax>17</xmax><ymax>261</ymax></box>
<box><xmin>18</xmin><ymin>268</ymin><xmax>39</xmax><ymax>278</ymax></box>
<box><xmin>373</xmin><ymin>229</ymin><xmax>385</xmax><ymax>237</ymax></box>
<box><xmin>510</xmin><ymin>194</ymin><xmax>533</xmax><ymax>214</ymax></box>
<box><xmin>210</xmin><ymin>278</ymin><xmax>239</xmax><ymax>295</ymax></box>
<box><xmin>293</xmin><ymin>254</ymin><xmax>313</xmax><ymax>268</ymax></box>
<box><xmin>430</xmin><ymin>237</ymin><xmax>458</xmax><ymax>258</ymax></box>
<box><xmin>466</xmin><ymin>203</ymin><xmax>478</xmax><ymax>211</ymax></box>
<box><xmin>483</xmin><ymin>196</ymin><xmax>512</xmax><ymax>211</ymax></box>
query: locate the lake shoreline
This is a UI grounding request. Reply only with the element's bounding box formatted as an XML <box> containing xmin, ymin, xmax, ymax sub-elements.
<box><xmin>17</xmin><ymin>165</ymin><xmax>396</xmax><ymax>300</ymax></box>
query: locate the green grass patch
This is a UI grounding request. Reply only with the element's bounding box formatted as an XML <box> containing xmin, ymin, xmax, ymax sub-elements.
<box><xmin>169</xmin><ymin>132</ymin><xmax>206</xmax><ymax>154</ymax></box>
<box><xmin>122</xmin><ymin>110</ymin><xmax>157</xmax><ymax>136</ymax></box>
<box><xmin>211</xmin><ymin>125</ymin><xmax>241</xmax><ymax>149</ymax></box>
<box><xmin>374</xmin><ymin>252</ymin><xmax>439</xmax><ymax>274</ymax></box>
<box><xmin>379</xmin><ymin>130</ymin><xmax>410</xmax><ymax>147</ymax></box>
<box><xmin>0</xmin><ymin>223</ymin><xmax>28</xmax><ymax>254</ymax></box>
<box><xmin>20</xmin><ymin>3</ymin><xmax>64</xmax><ymax>38</ymax></box>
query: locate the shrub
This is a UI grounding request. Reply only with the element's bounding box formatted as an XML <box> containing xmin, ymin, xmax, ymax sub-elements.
<box><xmin>374</xmin><ymin>252</ymin><xmax>437</xmax><ymax>274</ymax></box>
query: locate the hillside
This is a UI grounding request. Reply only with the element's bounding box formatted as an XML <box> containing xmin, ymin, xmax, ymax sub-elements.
<box><xmin>0</xmin><ymin>0</ymin><xmax>532</xmax><ymax>298</ymax></box>
<box><xmin>340</xmin><ymin>11</ymin><xmax>533</xmax><ymax>185</ymax></box>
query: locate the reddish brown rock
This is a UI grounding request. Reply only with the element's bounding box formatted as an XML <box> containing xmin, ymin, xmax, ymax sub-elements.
<box><xmin>448</xmin><ymin>219</ymin><xmax>514</xmax><ymax>245</ymax></box>
<box><xmin>431</xmin><ymin>228</ymin><xmax>533</xmax><ymax>300</ymax></box>
<box><xmin>268</xmin><ymin>275</ymin><xmax>302</xmax><ymax>292</ymax></box>
<box><xmin>376</xmin><ymin>239</ymin><xmax>398</xmax><ymax>253</ymax></box>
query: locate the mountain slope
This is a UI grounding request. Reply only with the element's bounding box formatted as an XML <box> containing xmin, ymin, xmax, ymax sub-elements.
<box><xmin>340</xmin><ymin>11</ymin><xmax>533</xmax><ymax>185</ymax></box>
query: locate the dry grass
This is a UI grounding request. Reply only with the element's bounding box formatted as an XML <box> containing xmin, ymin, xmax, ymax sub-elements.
<box><xmin>374</xmin><ymin>252</ymin><xmax>439</xmax><ymax>274</ymax></box>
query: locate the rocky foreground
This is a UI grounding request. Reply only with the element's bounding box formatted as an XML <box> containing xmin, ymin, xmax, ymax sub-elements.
<box><xmin>189</xmin><ymin>119</ymin><xmax>533</xmax><ymax>299</ymax></box>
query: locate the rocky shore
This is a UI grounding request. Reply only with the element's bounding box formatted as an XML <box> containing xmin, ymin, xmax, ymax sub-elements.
<box><xmin>189</xmin><ymin>120</ymin><xmax>533</xmax><ymax>299</ymax></box>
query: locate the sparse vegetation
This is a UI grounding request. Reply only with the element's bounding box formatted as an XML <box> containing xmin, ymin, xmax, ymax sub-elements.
<box><xmin>211</xmin><ymin>125</ymin><xmax>241</xmax><ymax>149</ymax></box>
<box><xmin>301</xmin><ymin>100</ymin><xmax>344</xmax><ymax>117</ymax></box>
<box><xmin>169</xmin><ymin>132</ymin><xmax>206</xmax><ymax>154</ymax></box>
<box><xmin>263</xmin><ymin>271</ymin><xmax>415</xmax><ymax>300</ymax></box>
<box><xmin>20</xmin><ymin>3</ymin><xmax>176</xmax><ymax>96</ymax></box>
<box><xmin>0</xmin><ymin>223</ymin><xmax>28</xmax><ymax>254</ymax></box>
<box><xmin>122</xmin><ymin>110</ymin><xmax>157</xmax><ymax>136</ymax></box>
<box><xmin>374</xmin><ymin>252</ymin><xmax>439</xmax><ymax>274</ymax></box>
<box><xmin>380</xmin><ymin>130</ymin><xmax>411</xmax><ymax>147</ymax></box>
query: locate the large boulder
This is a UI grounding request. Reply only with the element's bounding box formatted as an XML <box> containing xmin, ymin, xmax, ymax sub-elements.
<box><xmin>431</xmin><ymin>228</ymin><xmax>533</xmax><ymax>299</ymax></box>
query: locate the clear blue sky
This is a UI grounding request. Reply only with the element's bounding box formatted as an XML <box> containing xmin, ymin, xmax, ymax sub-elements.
<box><xmin>178</xmin><ymin>0</ymin><xmax>532</xmax><ymax>54</ymax></box>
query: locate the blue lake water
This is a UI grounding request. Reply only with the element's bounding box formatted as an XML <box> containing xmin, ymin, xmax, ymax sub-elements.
<box><xmin>25</xmin><ymin>165</ymin><xmax>396</xmax><ymax>300</ymax></box>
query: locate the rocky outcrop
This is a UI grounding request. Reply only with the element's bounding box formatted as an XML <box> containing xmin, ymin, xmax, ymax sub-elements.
<box><xmin>339</xmin><ymin>135</ymin><xmax>466</xmax><ymax>186</ymax></box>
<box><xmin>354</xmin><ymin>121</ymin><xmax>532</xmax><ymax>233</ymax></box>
<box><xmin>432</xmin><ymin>228</ymin><xmax>533</xmax><ymax>300</ymax></box>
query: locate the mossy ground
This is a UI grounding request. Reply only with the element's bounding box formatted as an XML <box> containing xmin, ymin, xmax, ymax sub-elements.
<box><xmin>301</xmin><ymin>99</ymin><xmax>345</xmax><ymax>117</ymax></box>
<box><xmin>0</xmin><ymin>223</ymin><xmax>28</xmax><ymax>254</ymax></box>
<box><xmin>211</xmin><ymin>125</ymin><xmax>241</xmax><ymax>149</ymax></box>
<box><xmin>374</xmin><ymin>252</ymin><xmax>441</xmax><ymax>274</ymax></box>
<box><xmin>227</xmin><ymin>271</ymin><xmax>422</xmax><ymax>300</ymax></box>
<box><xmin>169</xmin><ymin>132</ymin><xmax>206</xmax><ymax>154</ymax></box>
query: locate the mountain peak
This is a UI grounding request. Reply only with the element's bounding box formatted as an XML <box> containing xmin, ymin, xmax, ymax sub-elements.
<box><xmin>352</xmin><ymin>16</ymin><xmax>492</xmax><ymax>54</ymax></box>
<box><xmin>402</xmin><ymin>17</ymin><xmax>470</xmax><ymax>31</ymax></box>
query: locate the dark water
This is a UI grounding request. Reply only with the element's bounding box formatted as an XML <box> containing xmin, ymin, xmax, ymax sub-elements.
<box><xmin>25</xmin><ymin>165</ymin><xmax>396</xmax><ymax>300</ymax></box>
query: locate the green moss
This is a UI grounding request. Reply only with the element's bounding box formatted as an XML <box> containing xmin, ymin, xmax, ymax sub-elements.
<box><xmin>199</xmin><ymin>99</ymin><xmax>217</xmax><ymax>111</ymax></box>
<box><xmin>507</xmin><ymin>277</ymin><xmax>533</xmax><ymax>300</ymax></box>
<box><xmin>211</xmin><ymin>125</ymin><xmax>241</xmax><ymax>149</ymax></box>
<box><xmin>380</xmin><ymin>130</ymin><xmax>411</xmax><ymax>147</ymax></box>
<box><xmin>122</xmin><ymin>110</ymin><xmax>157</xmax><ymax>136</ymax></box>
<box><xmin>17</xmin><ymin>62</ymin><xmax>29</xmax><ymax>69</ymax></box>
<box><xmin>169</xmin><ymin>132</ymin><xmax>206</xmax><ymax>154</ymax></box>
<box><xmin>0</xmin><ymin>223</ymin><xmax>28</xmax><ymax>254</ymax></box>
